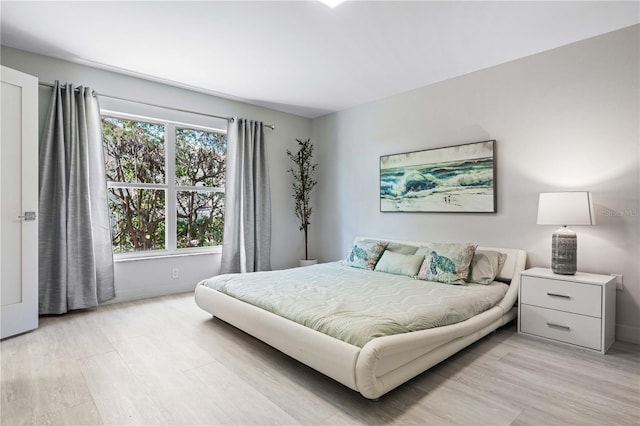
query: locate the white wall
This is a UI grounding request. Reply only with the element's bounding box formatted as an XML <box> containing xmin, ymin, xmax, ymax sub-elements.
<box><xmin>311</xmin><ymin>26</ymin><xmax>640</xmax><ymax>343</ymax></box>
<box><xmin>1</xmin><ymin>46</ymin><xmax>312</xmax><ymax>303</ymax></box>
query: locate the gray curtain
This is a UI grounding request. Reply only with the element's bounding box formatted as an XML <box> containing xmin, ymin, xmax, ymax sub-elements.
<box><xmin>220</xmin><ymin>119</ymin><xmax>271</xmax><ymax>273</ymax></box>
<box><xmin>39</xmin><ymin>81</ymin><xmax>115</xmax><ymax>314</ymax></box>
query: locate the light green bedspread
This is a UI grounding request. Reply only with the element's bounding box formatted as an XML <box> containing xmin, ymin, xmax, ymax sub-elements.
<box><xmin>202</xmin><ymin>262</ymin><xmax>508</xmax><ymax>348</ymax></box>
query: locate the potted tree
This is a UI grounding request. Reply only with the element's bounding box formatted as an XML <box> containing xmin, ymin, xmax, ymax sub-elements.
<box><xmin>287</xmin><ymin>138</ymin><xmax>318</xmax><ymax>266</ymax></box>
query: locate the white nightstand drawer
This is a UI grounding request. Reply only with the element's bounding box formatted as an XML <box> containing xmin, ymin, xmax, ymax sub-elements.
<box><xmin>520</xmin><ymin>276</ymin><xmax>602</xmax><ymax>317</ymax></box>
<box><xmin>520</xmin><ymin>304</ymin><xmax>601</xmax><ymax>350</ymax></box>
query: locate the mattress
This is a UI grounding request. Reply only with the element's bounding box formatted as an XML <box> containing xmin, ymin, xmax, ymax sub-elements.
<box><xmin>200</xmin><ymin>261</ymin><xmax>508</xmax><ymax>347</ymax></box>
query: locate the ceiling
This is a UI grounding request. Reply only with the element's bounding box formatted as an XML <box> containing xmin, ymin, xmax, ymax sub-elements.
<box><xmin>1</xmin><ymin>1</ymin><xmax>638</xmax><ymax>118</ymax></box>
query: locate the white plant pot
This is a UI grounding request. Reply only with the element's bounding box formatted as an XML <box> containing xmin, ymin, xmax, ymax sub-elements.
<box><xmin>299</xmin><ymin>259</ymin><xmax>318</xmax><ymax>267</ymax></box>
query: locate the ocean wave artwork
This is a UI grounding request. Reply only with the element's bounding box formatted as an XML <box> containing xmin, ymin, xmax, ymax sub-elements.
<box><xmin>380</xmin><ymin>140</ymin><xmax>496</xmax><ymax>213</ymax></box>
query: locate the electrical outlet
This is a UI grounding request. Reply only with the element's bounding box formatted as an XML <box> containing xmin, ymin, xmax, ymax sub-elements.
<box><xmin>172</xmin><ymin>268</ymin><xmax>179</xmax><ymax>279</ymax></box>
<box><xmin>612</xmin><ymin>274</ymin><xmax>623</xmax><ymax>291</ymax></box>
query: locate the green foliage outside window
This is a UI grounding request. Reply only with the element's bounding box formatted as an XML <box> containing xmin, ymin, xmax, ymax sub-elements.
<box><xmin>103</xmin><ymin>117</ymin><xmax>165</xmax><ymax>184</ymax></box>
<box><xmin>107</xmin><ymin>188</ymin><xmax>166</xmax><ymax>252</ymax></box>
<box><xmin>176</xmin><ymin>191</ymin><xmax>225</xmax><ymax>249</ymax></box>
<box><xmin>175</xmin><ymin>128</ymin><xmax>227</xmax><ymax>248</ymax></box>
<box><xmin>102</xmin><ymin>116</ymin><xmax>226</xmax><ymax>254</ymax></box>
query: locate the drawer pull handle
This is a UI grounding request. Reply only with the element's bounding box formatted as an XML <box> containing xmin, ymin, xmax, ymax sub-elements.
<box><xmin>547</xmin><ymin>292</ymin><xmax>571</xmax><ymax>299</ymax></box>
<box><xmin>546</xmin><ymin>322</ymin><xmax>571</xmax><ymax>331</ymax></box>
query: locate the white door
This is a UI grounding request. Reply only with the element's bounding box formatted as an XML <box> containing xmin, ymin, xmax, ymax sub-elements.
<box><xmin>1</xmin><ymin>66</ymin><xmax>38</xmax><ymax>339</ymax></box>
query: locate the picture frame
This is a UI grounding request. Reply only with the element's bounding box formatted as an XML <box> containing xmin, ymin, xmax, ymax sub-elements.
<box><xmin>380</xmin><ymin>140</ymin><xmax>496</xmax><ymax>213</ymax></box>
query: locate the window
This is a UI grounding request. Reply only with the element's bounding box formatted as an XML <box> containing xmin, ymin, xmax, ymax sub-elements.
<box><xmin>101</xmin><ymin>113</ymin><xmax>226</xmax><ymax>256</ymax></box>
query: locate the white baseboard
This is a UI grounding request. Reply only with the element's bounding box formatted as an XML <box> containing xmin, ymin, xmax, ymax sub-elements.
<box><xmin>616</xmin><ymin>324</ymin><xmax>640</xmax><ymax>344</ymax></box>
<box><xmin>104</xmin><ymin>282</ymin><xmax>197</xmax><ymax>305</ymax></box>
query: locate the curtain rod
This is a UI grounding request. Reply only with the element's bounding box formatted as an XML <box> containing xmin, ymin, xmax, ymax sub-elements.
<box><xmin>38</xmin><ymin>81</ymin><xmax>275</xmax><ymax>130</ymax></box>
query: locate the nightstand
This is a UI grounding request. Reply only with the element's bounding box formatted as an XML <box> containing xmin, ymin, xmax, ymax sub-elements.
<box><xmin>518</xmin><ymin>267</ymin><xmax>616</xmax><ymax>354</ymax></box>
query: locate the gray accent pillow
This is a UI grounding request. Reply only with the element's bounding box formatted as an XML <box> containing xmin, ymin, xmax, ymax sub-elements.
<box><xmin>343</xmin><ymin>239</ymin><xmax>388</xmax><ymax>270</ymax></box>
<box><xmin>468</xmin><ymin>250</ymin><xmax>507</xmax><ymax>284</ymax></box>
<box><xmin>374</xmin><ymin>251</ymin><xmax>424</xmax><ymax>277</ymax></box>
<box><xmin>415</xmin><ymin>243</ymin><xmax>478</xmax><ymax>284</ymax></box>
<box><xmin>385</xmin><ymin>242</ymin><xmax>419</xmax><ymax>255</ymax></box>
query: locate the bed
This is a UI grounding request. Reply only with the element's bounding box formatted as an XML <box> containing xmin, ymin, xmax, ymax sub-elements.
<box><xmin>194</xmin><ymin>237</ymin><xmax>527</xmax><ymax>399</ymax></box>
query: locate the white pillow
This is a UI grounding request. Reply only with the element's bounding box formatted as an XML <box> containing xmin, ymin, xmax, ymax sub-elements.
<box><xmin>374</xmin><ymin>251</ymin><xmax>424</xmax><ymax>277</ymax></box>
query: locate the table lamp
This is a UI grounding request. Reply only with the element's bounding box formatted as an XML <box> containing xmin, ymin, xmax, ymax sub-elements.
<box><xmin>537</xmin><ymin>192</ymin><xmax>594</xmax><ymax>275</ymax></box>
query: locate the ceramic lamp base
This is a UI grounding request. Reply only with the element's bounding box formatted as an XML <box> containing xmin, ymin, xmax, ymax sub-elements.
<box><xmin>551</xmin><ymin>227</ymin><xmax>577</xmax><ymax>275</ymax></box>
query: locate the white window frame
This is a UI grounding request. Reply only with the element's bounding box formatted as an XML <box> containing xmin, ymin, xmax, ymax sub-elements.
<box><xmin>102</xmin><ymin>110</ymin><xmax>227</xmax><ymax>260</ymax></box>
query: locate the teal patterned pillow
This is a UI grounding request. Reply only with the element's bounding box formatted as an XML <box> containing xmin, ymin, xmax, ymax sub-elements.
<box><xmin>415</xmin><ymin>243</ymin><xmax>478</xmax><ymax>284</ymax></box>
<box><xmin>343</xmin><ymin>239</ymin><xmax>388</xmax><ymax>270</ymax></box>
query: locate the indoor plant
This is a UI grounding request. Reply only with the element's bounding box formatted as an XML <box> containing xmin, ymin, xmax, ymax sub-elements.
<box><xmin>287</xmin><ymin>138</ymin><xmax>318</xmax><ymax>265</ymax></box>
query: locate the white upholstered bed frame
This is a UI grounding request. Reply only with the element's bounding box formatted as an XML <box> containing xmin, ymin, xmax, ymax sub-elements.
<box><xmin>194</xmin><ymin>238</ymin><xmax>527</xmax><ymax>399</ymax></box>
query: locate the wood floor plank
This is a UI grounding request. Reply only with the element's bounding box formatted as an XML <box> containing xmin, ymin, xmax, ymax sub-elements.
<box><xmin>1</xmin><ymin>335</ymin><xmax>33</xmax><ymax>405</ymax></box>
<box><xmin>78</xmin><ymin>351</ymin><xmax>168</xmax><ymax>425</ymax></box>
<box><xmin>1</xmin><ymin>292</ymin><xmax>638</xmax><ymax>426</ymax></box>
<box><xmin>112</xmin><ymin>333</ymin><xmax>215</xmax><ymax>378</ymax></box>
<box><xmin>0</xmin><ymin>397</ymin><xmax>35</xmax><ymax>426</ymax></box>
<box><xmin>25</xmin><ymin>317</ymin><xmax>67</xmax><ymax>358</ymax></box>
<box><xmin>58</xmin><ymin>310</ymin><xmax>116</xmax><ymax>361</ymax></box>
<box><xmin>35</xmin><ymin>400</ymin><xmax>103</xmax><ymax>426</ymax></box>
<box><xmin>127</xmin><ymin>368</ymin><xmax>235</xmax><ymax>425</ymax></box>
<box><xmin>502</xmin><ymin>350</ymin><xmax>639</xmax><ymax>409</ymax></box>
<box><xmin>409</xmin><ymin>371</ymin><xmax>522</xmax><ymax>425</ymax></box>
<box><xmin>185</xmin><ymin>360</ymin><xmax>301</xmax><ymax>425</ymax></box>
<box><xmin>29</xmin><ymin>353</ymin><xmax>94</xmax><ymax>417</ymax></box>
<box><xmin>92</xmin><ymin>302</ymin><xmax>163</xmax><ymax>345</ymax></box>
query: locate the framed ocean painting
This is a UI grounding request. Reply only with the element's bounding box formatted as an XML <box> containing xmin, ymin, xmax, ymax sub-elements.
<box><xmin>380</xmin><ymin>140</ymin><xmax>496</xmax><ymax>213</ymax></box>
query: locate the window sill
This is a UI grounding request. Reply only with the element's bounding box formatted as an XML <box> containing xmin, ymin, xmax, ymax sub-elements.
<box><xmin>114</xmin><ymin>248</ymin><xmax>221</xmax><ymax>263</ymax></box>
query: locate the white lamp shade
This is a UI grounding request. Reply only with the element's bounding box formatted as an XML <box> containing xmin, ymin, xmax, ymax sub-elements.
<box><xmin>537</xmin><ymin>192</ymin><xmax>594</xmax><ymax>226</ymax></box>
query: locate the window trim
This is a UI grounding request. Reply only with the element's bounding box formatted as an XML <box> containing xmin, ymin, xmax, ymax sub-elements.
<box><xmin>101</xmin><ymin>110</ymin><xmax>227</xmax><ymax>259</ymax></box>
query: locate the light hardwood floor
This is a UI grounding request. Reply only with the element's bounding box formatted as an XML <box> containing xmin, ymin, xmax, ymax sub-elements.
<box><xmin>1</xmin><ymin>292</ymin><xmax>638</xmax><ymax>425</ymax></box>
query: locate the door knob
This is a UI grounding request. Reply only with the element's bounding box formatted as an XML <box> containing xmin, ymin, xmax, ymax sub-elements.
<box><xmin>18</xmin><ymin>211</ymin><xmax>36</xmax><ymax>221</ymax></box>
